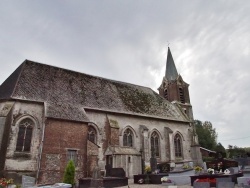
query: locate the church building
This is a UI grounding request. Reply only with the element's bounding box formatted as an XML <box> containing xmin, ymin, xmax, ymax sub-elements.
<box><xmin>0</xmin><ymin>48</ymin><xmax>201</xmax><ymax>184</ymax></box>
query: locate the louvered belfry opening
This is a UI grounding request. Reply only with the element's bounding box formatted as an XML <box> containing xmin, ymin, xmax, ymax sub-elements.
<box><xmin>179</xmin><ymin>87</ymin><xmax>185</xmax><ymax>103</ymax></box>
<box><xmin>164</xmin><ymin>89</ymin><xmax>168</xmax><ymax>100</ymax></box>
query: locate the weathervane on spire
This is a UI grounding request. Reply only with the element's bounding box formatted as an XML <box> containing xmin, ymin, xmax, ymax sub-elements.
<box><xmin>167</xmin><ymin>41</ymin><xmax>170</xmax><ymax>47</ymax></box>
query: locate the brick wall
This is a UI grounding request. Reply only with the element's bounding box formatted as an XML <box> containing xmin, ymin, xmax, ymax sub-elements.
<box><xmin>39</xmin><ymin>118</ymin><xmax>88</xmax><ymax>184</ymax></box>
<box><xmin>110</xmin><ymin>127</ymin><xmax>119</xmax><ymax>146</ymax></box>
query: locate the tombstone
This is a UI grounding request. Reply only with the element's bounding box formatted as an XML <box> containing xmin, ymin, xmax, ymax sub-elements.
<box><xmin>157</xmin><ymin>162</ymin><xmax>170</xmax><ymax>173</ymax></box>
<box><xmin>92</xmin><ymin>165</ymin><xmax>101</xmax><ymax>179</ymax></box>
<box><xmin>150</xmin><ymin>148</ymin><xmax>157</xmax><ymax>172</ymax></box>
<box><xmin>22</xmin><ymin>175</ymin><xmax>35</xmax><ymax>188</ymax></box>
<box><xmin>189</xmin><ymin>162</ymin><xmax>194</xmax><ymax>169</ymax></box>
<box><xmin>105</xmin><ymin>164</ymin><xmax>112</xmax><ymax>177</ymax></box>
<box><xmin>109</xmin><ymin>168</ymin><xmax>126</xmax><ymax>177</ymax></box>
<box><xmin>203</xmin><ymin>162</ymin><xmax>207</xmax><ymax>171</ymax></box>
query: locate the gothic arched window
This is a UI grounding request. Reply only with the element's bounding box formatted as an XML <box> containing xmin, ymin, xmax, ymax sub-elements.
<box><xmin>88</xmin><ymin>126</ymin><xmax>97</xmax><ymax>144</ymax></box>
<box><xmin>123</xmin><ymin>129</ymin><xmax>133</xmax><ymax>147</ymax></box>
<box><xmin>151</xmin><ymin>132</ymin><xmax>160</xmax><ymax>157</ymax></box>
<box><xmin>16</xmin><ymin>118</ymin><xmax>33</xmax><ymax>152</ymax></box>
<box><xmin>174</xmin><ymin>134</ymin><xmax>182</xmax><ymax>157</ymax></box>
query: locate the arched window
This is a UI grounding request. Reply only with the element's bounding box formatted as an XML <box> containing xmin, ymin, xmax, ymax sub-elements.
<box><xmin>123</xmin><ymin>129</ymin><xmax>133</xmax><ymax>147</ymax></box>
<box><xmin>16</xmin><ymin>118</ymin><xmax>33</xmax><ymax>152</ymax></box>
<box><xmin>151</xmin><ymin>132</ymin><xmax>160</xmax><ymax>157</ymax></box>
<box><xmin>88</xmin><ymin>126</ymin><xmax>97</xmax><ymax>144</ymax></box>
<box><xmin>174</xmin><ymin>134</ymin><xmax>182</xmax><ymax>157</ymax></box>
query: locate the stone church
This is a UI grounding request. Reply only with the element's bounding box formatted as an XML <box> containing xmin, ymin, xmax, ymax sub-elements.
<box><xmin>0</xmin><ymin>47</ymin><xmax>201</xmax><ymax>184</ymax></box>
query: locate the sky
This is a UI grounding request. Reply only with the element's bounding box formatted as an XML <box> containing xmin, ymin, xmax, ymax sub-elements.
<box><xmin>1</xmin><ymin>1</ymin><xmax>250</xmax><ymax>148</ymax></box>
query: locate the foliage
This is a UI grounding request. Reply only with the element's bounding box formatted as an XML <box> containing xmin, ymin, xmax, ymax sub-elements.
<box><xmin>215</xmin><ymin>142</ymin><xmax>226</xmax><ymax>153</ymax></box>
<box><xmin>227</xmin><ymin>145</ymin><xmax>249</xmax><ymax>158</ymax></box>
<box><xmin>182</xmin><ymin>164</ymin><xmax>190</xmax><ymax>169</ymax></box>
<box><xmin>63</xmin><ymin>160</ymin><xmax>75</xmax><ymax>185</ymax></box>
<box><xmin>0</xmin><ymin>178</ymin><xmax>14</xmax><ymax>187</ymax></box>
<box><xmin>144</xmin><ymin>165</ymin><xmax>151</xmax><ymax>173</ymax></box>
<box><xmin>193</xmin><ymin>166</ymin><xmax>202</xmax><ymax>172</ymax></box>
<box><xmin>202</xmin><ymin>156</ymin><xmax>214</xmax><ymax>162</ymax></box>
<box><xmin>194</xmin><ymin>120</ymin><xmax>217</xmax><ymax>150</ymax></box>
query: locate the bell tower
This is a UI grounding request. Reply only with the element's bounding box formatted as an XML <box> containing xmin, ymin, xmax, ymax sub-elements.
<box><xmin>158</xmin><ymin>47</ymin><xmax>193</xmax><ymax>120</ymax></box>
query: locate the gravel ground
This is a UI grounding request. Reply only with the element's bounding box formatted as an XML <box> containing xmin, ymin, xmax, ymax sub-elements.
<box><xmin>117</xmin><ymin>179</ymin><xmax>241</xmax><ymax>188</ymax></box>
<box><xmin>117</xmin><ymin>179</ymin><xmax>192</xmax><ymax>188</ymax></box>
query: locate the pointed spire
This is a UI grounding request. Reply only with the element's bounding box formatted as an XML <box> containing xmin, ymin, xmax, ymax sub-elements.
<box><xmin>165</xmin><ymin>47</ymin><xmax>178</xmax><ymax>81</ymax></box>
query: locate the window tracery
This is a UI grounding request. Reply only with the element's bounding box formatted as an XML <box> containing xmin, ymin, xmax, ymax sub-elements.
<box><xmin>16</xmin><ymin>118</ymin><xmax>33</xmax><ymax>152</ymax></box>
<box><xmin>174</xmin><ymin>134</ymin><xmax>182</xmax><ymax>157</ymax></box>
<box><xmin>123</xmin><ymin>129</ymin><xmax>133</xmax><ymax>147</ymax></box>
<box><xmin>151</xmin><ymin>131</ymin><xmax>160</xmax><ymax>157</ymax></box>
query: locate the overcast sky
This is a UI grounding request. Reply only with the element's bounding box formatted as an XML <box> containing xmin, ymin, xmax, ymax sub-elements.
<box><xmin>1</xmin><ymin>1</ymin><xmax>250</xmax><ymax>148</ymax></box>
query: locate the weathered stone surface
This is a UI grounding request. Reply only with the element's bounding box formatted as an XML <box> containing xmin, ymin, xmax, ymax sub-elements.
<box><xmin>45</xmin><ymin>154</ymin><xmax>61</xmax><ymax>171</ymax></box>
<box><xmin>2</xmin><ymin>60</ymin><xmax>188</xmax><ymax>122</ymax></box>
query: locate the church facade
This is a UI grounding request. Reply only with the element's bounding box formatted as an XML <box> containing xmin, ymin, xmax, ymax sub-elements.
<box><xmin>0</xmin><ymin>48</ymin><xmax>201</xmax><ymax>184</ymax></box>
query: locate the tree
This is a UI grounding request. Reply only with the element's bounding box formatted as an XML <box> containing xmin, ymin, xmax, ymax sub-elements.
<box><xmin>215</xmin><ymin>142</ymin><xmax>226</xmax><ymax>153</ymax></box>
<box><xmin>63</xmin><ymin>160</ymin><xmax>75</xmax><ymax>185</ymax></box>
<box><xmin>227</xmin><ymin>145</ymin><xmax>247</xmax><ymax>158</ymax></box>
<box><xmin>203</xmin><ymin>121</ymin><xmax>218</xmax><ymax>145</ymax></box>
<box><xmin>194</xmin><ymin>120</ymin><xmax>217</xmax><ymax>150</ymax></box>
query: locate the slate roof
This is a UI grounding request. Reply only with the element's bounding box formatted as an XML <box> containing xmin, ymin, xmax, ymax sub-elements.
<box><xmin>0</xmin><ymin>60</ymin><xmax>189</xmax><ymax>122</ymax></box>
<box><xmin>165</xmin><ymin>47</ymin><xmax>178</xmax><ymax>81</ymax></box>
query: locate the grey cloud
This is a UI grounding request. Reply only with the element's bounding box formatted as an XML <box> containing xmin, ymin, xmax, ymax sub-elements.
<box><xmin>1</xmin><ymin>0</ymin><xmax>250</xmax><ymax>148</ymax></box>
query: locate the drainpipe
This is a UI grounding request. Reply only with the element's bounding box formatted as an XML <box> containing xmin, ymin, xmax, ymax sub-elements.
<box><xmin>36</xmin><ymin>108</ymin><xmax>47</xmax><ymax>183</ymax></box>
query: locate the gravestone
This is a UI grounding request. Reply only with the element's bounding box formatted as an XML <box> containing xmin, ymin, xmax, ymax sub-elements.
<box><xmin>109</xmin><ymin>168</ymin><xmax>126</xmax><ymax>177</ymax></box>
<box><xmin>189</xmin><ymin>162</ymin><xmax>194</xmax><ymax>168</ymax></box>
<box><xmin>150</xmin><ymin>148</ymin><xmax>157</xmax><ymax>172</ymax></box>
<box><xmin>203</xmin><ymin>162</ymin><xmax>207</xmax><ymax>171</ymax></box>
<box><xmin>22</xmin><ymin>175</ymin><xmax>35</xmax><ymax>188</ymax></box>
<box><xmin>157</xmin><ymin>162</ymin><xmax>170</xmax><ymax>173</ymax></box>
<box><xmin>206</xmin><ymin>158</ymin><xmax>238</xmax><ymax>172</ymax></box>
<box><xmin>105</xmin><ymin>164</ymin><xmax>112</xmax><ymax>176</ymax></box>
<box><xmin>92</xmin><ymin>165</ymin><xmax>101</xmax><ymax>179</ymax></box>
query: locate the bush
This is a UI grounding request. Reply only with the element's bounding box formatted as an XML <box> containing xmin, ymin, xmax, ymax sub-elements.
<box><xmin>203</xmin><ymin>157</ymin><xmax>214</xmax><ymax>162</ymax></box>
<box><xmin>63</xmin><ymin>160</ymin><xmax>75</xmax><ymax>185</ymax></box>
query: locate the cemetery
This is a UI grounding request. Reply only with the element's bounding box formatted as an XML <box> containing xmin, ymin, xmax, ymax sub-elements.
<box><xmin>131</xmin><ymin>154</ymin><xmax>250</xmax><ymax>187</ymax></box>
<box><xmin>1</xmin><ymin>154</ymin><xmax>250</xmax><ymax>187</ymax></box>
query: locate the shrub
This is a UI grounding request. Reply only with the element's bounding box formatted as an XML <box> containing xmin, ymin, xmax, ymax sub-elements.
<box><xmin>63</xmin><ymin>160</ymin><xmax>75</xmax><ymax>185</ymax></box>
<box><xmin>203</xmin><ymin>156</ymin><xmax>214</xmax><ymax>162</ymax></box>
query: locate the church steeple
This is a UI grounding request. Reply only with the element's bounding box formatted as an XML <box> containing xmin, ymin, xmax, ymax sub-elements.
<box><xmin>158</xmin><ymin>47</ymin><xmax>193</xmax><ymax>120</ymax></box>
<box><xmin>165</xmin><ymin>47</ymin><xmax>178</xmax><ymax>81</ymax></box>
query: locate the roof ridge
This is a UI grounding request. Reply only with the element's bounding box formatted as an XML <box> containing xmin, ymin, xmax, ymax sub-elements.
<box><xmin>25</xmin><ymin>59</ymin><xmax>153</xmax><ymax>91</ymax></box>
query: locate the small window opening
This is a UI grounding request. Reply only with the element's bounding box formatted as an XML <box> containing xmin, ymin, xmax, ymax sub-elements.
<box><xmin>67</xmin><ymin>149</ymin><xmax>77</xmax><ymax>165</ymax></box>
<box><xmin>179</xmin><ymin>88</ymin><xmax>185</xmax><ymax>103</ymax></box>
<box><xmin>164</xmin><ymin>89</ymin><xmax>168</xmax><ymax>100</ymax></box>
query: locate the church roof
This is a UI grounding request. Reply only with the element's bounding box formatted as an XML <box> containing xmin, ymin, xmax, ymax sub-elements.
<box><xmin>0</xmin><ymin>60</ymin><xmax>189</xmax><ymax>122</ymax></box>
<box><xmin>165</xmin><ymin>47</ymin><xmax>178</xmax><ymax>81</ymax></box>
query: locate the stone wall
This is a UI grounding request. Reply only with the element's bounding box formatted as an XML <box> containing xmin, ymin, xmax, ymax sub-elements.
<box><xmin>85</xmin><ymin>110</ymin><xmax>193</xmax><ymax>176</ymax></box>
<box><xmin>2</xmin><ymin>101</ymin><xmax>43</xmax><ymax>183</ymax></box>
<box><xmin>86</xmin><ymin>140</ymin><xmax>99</xmax><ymax>177</ymax></box>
